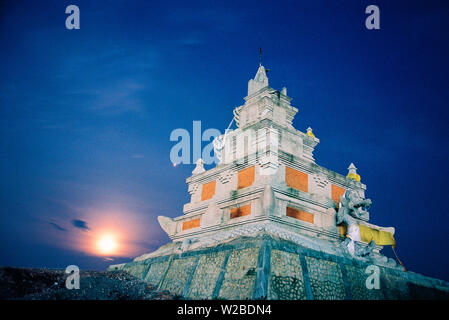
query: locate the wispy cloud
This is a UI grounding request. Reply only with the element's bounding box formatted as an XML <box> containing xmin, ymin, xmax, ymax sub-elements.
<box><xmin>48</xmin><ymin>222</ymin><xmax>67</xmax><ymax>232</ymax></box>
<box><xmin>89</xmin><ymin>79</ymin><xmax>146</xmax><ymax>116</ymax></box>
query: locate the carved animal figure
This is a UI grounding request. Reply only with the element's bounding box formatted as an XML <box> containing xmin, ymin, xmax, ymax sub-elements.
<box><xmin>336</xmin><ymin>191</ymin><xmax>375</xmax><ymax>257</ymax></box>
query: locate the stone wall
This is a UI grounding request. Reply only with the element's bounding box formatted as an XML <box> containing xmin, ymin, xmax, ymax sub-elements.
<box><xmin>305</xmin><ymin>256</ymin><xmax>346</xmax><ymax>300</ymax></box>
<box><xmin>218</xmin><ymin>247</ymin><xmax>259</xmax><ymax>299</ymax></box>
<box><xmin>108</xmin><ymin>235</ymin><xmax>449</xmax><ymax>300</ymax></box>
<box><xmin>268</xmin><ymin>250</ymin><xmax>306</xmax><ymax>300</ymax></box>
<box><xmin>187</xmin><ymin>251</ymin><xmax>227</xmax><ymax>299</ymax></box>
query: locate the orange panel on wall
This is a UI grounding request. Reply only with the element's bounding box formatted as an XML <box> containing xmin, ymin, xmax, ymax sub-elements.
<box><xmin>331</xmin><ymin>184</ymin><xmax>346</xmax><ymax>204</ymax></box>
<box><xmin>182</xmin><ymin>218</ymin><xmax>200</xmax><ymax>231</ymax></box>
<box><xmin>201</xmin><ymin>180</ymin><xmax>216</xmax><ymax>201</ymax></box>
<box><xmin>285</xmin><ymin>166</ymin><xmax>308</xmax><ymax>192</ymax></box>
<box><xmin>237</xmin><ymin>166</ymin><xmax>255</xmax><ymax>189</ymax></box>
<box><xmin>230</xmin><ymin>204</ymin><xmax>251</xmax><ymax>219</ymax></box>
<box><xmin>286</xmin><ymin>207</ymin><xmax>314</xmax><ymax>224</ymax></box>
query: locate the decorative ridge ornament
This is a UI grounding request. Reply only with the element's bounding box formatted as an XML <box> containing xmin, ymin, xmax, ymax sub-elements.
<box><xmin>192</xmin><ymin>158</ymin><xmax>205</xmax><ymax>175</ymax></box>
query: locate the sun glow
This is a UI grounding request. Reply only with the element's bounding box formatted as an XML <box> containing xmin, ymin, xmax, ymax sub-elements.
<box><xmin>97</xmin><ymin>235</ymin><xmax>117</xmax><ymax>255</ymax></box>
<box><xmin>48</xmin><ymin>207</ymin><xmax>161</xmax><ymax>258</ymax></box>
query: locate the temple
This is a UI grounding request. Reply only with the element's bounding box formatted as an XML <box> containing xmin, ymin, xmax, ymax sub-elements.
<box><xmin>154</xmin><ymin>63</ymin><xmax>396</xmax><ymax>264</ymax></box>
<box><xmin>109</xmin><ymin>63</ymin><xmax>449</xmax><ymax>300</ymax></box>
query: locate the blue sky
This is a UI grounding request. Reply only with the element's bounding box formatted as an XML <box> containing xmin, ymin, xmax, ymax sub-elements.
<box><xmin>0</xmin><ymin>0</ymin><xmax>448</xmax><ymax>280</ymax></box>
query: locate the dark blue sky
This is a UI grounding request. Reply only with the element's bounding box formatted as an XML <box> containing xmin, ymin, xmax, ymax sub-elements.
<box><xmin>1</xmin><ymin>0</ymin><xmax>448</xmax><ymax>281</ymax></box>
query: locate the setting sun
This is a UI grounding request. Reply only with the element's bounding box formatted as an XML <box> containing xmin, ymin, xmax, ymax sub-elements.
<box><xmin>57</xmin><ymin>209</ymin><xmax>156</xmax><ymax>258</ymax></box>
<box><xmin>97</xmin><ymin>235</ymin><xmax>117</xmax><ymax>255</ymax></box>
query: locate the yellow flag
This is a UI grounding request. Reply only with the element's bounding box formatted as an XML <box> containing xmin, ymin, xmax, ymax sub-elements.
<box><xmin>359</xmin><ymin>225</ymin><xmax>396</xmax><ymax>246</ymax></box>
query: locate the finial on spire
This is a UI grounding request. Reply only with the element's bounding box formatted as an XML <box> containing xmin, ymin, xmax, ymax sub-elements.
<box><xmin>248</xmin><ymin>55</ymin><xmax>269</xmax><ymax>95</ymax></box>
<box><xmin>306</xmin><ymin>127</ymin><xmax>315</xmax><ymax>138</ymax></box>
<box><xmin>347</xmin><ymin>163</ymin><xmax>361</xmax><ymax>182</ymax></box>
<box><xmin>259</xmin><ymin>48</ymin><xmax>262</xmax><ymax>66</ymax></box>
<box><xmin>348</xmin><ymin>163</ymin><xmax>357</xmax><ymax>173</ymax></box>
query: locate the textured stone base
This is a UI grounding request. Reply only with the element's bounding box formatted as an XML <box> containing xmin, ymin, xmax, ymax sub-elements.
<box><xmin>108</xmin><ymin>235</ymin><xmax>449</xmax><ymax>300</ymax></box>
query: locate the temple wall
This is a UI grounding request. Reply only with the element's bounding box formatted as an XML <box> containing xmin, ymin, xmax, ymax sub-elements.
<box><xmin>108</xmin><ymin>236</ymin><xmax>449</xmax><ymax>300</ymax></box>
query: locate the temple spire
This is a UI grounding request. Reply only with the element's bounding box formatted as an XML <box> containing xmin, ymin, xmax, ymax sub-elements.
<box><xmin>248</xmin><ymin>50</ymin><xmax>269</xmax><ymax>96</ymax></box>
